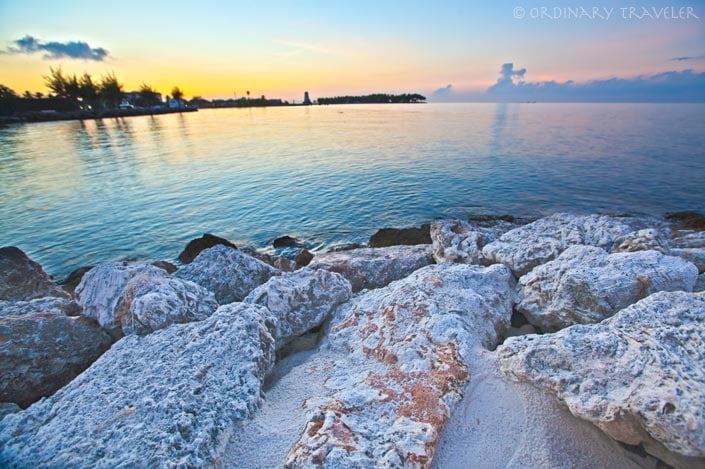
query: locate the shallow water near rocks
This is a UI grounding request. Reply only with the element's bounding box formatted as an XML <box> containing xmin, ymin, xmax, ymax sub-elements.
<box><xmin>1</xmin><ymin>103</ymin><xmax>704</xmax><ymax>277</ymax></box>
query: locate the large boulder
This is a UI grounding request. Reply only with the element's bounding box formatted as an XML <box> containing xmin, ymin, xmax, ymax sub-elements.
<box><xmin>76</xmin><ymin>262</ymin><xmax>218</xmax><ymax>336</ymax></box>
<box><xmin>285</xmin><ymin>264</ymin><xmax>515</xmax><ymax>467</ymax></box>
<box><xmin>242</xmin><ymin>248</ymin><xmax>297</xmax><ymax>273</ymax></box>
<box><xmin>61</xmin><ymin>265</ymin><xmax>94</xmax><ymax>297</ymax></box>
<box><xmin>0</xmin><ymin>298</ymin><xmax>112</xmax><ymax>407</ymax></box>
<box><xmin>368</xmin><ymin>224</ymin><xmax>431</xmax><ymax>248</ymax></box>
<box><xmin>671</xmin><ymin>230</ymin><xmax>705</xmax><ymax>273</ymax></box>
<box><xmin>430</xmin><ymin>219</ymin><xmax>518</xmax><ymax>264</ymax></box>
<box><xmin>244</xmin><ymin>268</ymin><xmax>352</xmax><ymax>347</ymax></box>
<box><xmin>517</xmin><ymin>246</ymin><xmax>698</xmax><ymax>330</ymax></box>
<box><xmin>308</xmin><ymin>245</ymin><xmax>434</xmax><ymax>292</ymax></box>
<box><xmin>176</xmin><ymin>245</ymin><xmax>279</xmax><ymax>304</ymax></box>
<box><xmin>0</xmin><ymin>246</ymin><xmax>68</xmax><ymax>301</ymax></box>
<box><xmin>177</xmin><ymin>233</ymin><xmax>237</xmax><ymax>264</ymax></box>
<box><xmin>482</xmin><ymin>213</ymin><xmax>646</xmax><ymax>277</ymax></box>
<box><xmin>498</xmin><ymin>291</ymin><xmax>705</xmax><ymax>461</ymax></box>
<box><xmin>0</xmin><ymin>303</ymin><xmax>276</xmax><ymax>467</ymax></box>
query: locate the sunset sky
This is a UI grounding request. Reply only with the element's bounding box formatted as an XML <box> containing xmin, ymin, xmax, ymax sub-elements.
<box><xmin>1</xmin><ymin>0</ymin><xmax>704</xmax><ymax>101</ymax></box>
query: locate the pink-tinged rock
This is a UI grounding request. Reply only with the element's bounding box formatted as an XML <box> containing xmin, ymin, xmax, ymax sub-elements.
<box><xmin>430</xmin><ymin>219</ymin><xmax>518</xmax><ymax>265</ymax></box>
<box><xmin>0</xmin><ymin>298</ymin><xmax>111</xmax><ymax>407</ymax></box>
<box><xmin>498</xmin><ymin>291</ymin><xmax>705</xmax><ymax>462</ymax></box>
<box><xmin>0</xmin><ymin>246</ymin><xmax>68</xmax><ymax>301</ymax></box>
<box><xmin>285</xmin><ymin>264</ymin><xmax>515</xmax><ymax>468</ymax></box>
<box><xmin>175</xmin><ymin>245</ymin><xmax>280</xmax><ymax>304</ymax></box>
<box><xmin>517</xmin><ymin>246</ymin><xmax>698</xmax><ymax>331</ymax></box>
<box><xmin>244</xmin><ymin>268</ymin><xmax>352</xmax><ymax>348</ymax></box>
<box><xmin>76</xmin><ymin>262</ymin><xmax>218</xmax><ymax>336</ymax></box>
<box><xmin>308</xmin><ymin>244</ymin><xmax>434</xmax><ymax>292</ymax></box>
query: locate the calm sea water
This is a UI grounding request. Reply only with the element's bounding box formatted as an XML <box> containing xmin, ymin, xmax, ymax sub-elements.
<box><xmin>1</xmin><ymin>103</ymin><xmax>704</xmax><ymax>278</ymax></box>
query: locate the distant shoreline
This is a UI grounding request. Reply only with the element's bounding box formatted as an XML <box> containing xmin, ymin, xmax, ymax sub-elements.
<box><xmin>0</xmin><ymin>107</ymin><xmax>198</xmax><ymax>125</ymax></box>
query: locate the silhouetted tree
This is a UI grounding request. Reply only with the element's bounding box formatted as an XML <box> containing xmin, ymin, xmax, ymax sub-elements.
<box><xmin>0</xmin><ymin>84</ymin><xmax>19</xmax><ymax>114</ymax></box>
<box><xmin>138</xmin><ymin>83</ymin><xmax>161</xmax><ymax>107</ymax></box>
<box><xmin>78</xmin><ymin>73</ymin><xmax>98</xmax><ymax>109</ymax></box>
<box><xmin>171</xmin><ymin>86</ymin><xmax>184</xmax><ymax>102</ymax></box>
<box><xmin>99</xmin><ymin>72</ymin><xmax>123</xmax><ymax>108</ymax></box>
<box><xmin>44</xmin><ymin>67</ymin><xmax>68</xmax><ymax>98</ymax></box>
<box><xmin>34</xmin><ymin>92</ymin><xmax>44</xmax><ymax>99</ymax></box>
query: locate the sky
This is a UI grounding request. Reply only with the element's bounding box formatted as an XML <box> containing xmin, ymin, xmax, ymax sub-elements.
<box><xmin>1</xmin><ymin>0</ymin><xmax>704</xmax><ymax>102</ymax></box>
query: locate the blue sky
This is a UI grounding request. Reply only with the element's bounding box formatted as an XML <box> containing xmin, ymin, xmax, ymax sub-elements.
<box><xmin>1</xmin><ymin>0</ymin><xmax>704</xmax><ymax>101</ymax></box>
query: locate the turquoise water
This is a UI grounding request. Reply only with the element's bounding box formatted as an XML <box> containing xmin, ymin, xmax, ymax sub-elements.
<box><xmin>1</xmin><ymin>103</ymin><xmax>704</xmax><ymax>278</ymax></box>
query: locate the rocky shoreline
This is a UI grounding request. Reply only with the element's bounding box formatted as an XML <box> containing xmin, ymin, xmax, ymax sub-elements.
<box><xmin>1</xmin><ymin>212</ymin><xmax>704</xmax><ymax>468</ymax></box>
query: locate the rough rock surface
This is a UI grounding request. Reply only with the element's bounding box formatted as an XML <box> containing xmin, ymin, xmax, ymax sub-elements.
<box><xmin>430</xmin><ymin>219</ymin><xmax>518</xmax><ymax>264</ymax></box>
<box><xmin>176</xmin><ymin>245</ymin><xmax>280</xmax><ymax>304</ymax></box>
<box><xmin>285</xmin><ymin>264</ymin><xmax>515</xmax><ymax>467</ymax></box>
<box><xmin>665</xmin><ymin>211</ymin><xmax>705</xmax><ymax>231</ymax></box>
<box><xmin>295</xmin><ymin>248</ymin><xmax>314</xmax><ymax>267</ymax></box>
<box><xmin>243</xmin><ymin>248</ymin><xmax>297</xmax><ymax>273</ymax></box>
<box><xmin>695</xmin><ymin>273</ymin><xmax>705</xmax><ymax>292</ymax></box>
<box><xmin>0</xmin><ymin>246</ymin><xmax>68</xmax><ymax>301</ymax></box>
<box><xmin>151</xmin><ymin>260</ymin><xmax>178</xmax><ymax>274</ymax></box>
<box><xmin>0</xmin><ymin>303</ymin><xmax>276</xmax><ymax>468</ymax></box>
<box><xmin>611</xmin><ymin>228</ymin><xmax>672</xmax><ymax>253</ymax></box>
<box><xmin>0</xmin><ymin>403</ymin><xmax>21</xmax><ymax>421</ymax></box>
<box><xmin>482</xmin><ymin>213</ymin><xmax>646</xmax><ymax>277</ymax></box>
<box><xmin>61</xmin><ymin>265</ymin><xmax>94</xmax><ymax>297</ymax></box>
<box><xmin>0</xmin><ymin>302</ymin><xmax>111</xmax><ymax>407</ymax></box>
<box><xmin>308</xmin><ymin>244</ymin><xmax>434</xmax><ymax>292</ymax></box>
<box><xmin>498</xmin><ymin>291</ymin><xmax>705</xmax><ymax>459</ymax></box>
<box><xmin>76</xmin><ymin>262</ymin><xmax>218</xmax><ymax>336</ymax></box>
<box><xmin>517</xmin><ymin>246</ymin><xmax>698</xmax><ymax>330</ymax></box>
<box><xmin>244</xmin><ymin>268</ymin><xmax>352</xmax><ymax>347</ymax></box>
<box><xmin>177</xmin><ymin>233</ymin><xmax>237</xmax><ymax>264</ymax></box>
<box><xmin>368</xmin><ymin>224</ymin><xmax>431</xmax><ymax>247</ymax></box>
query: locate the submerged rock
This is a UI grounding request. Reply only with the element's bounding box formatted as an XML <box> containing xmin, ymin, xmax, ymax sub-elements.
<box><xmin>295</xmin><ymin>248</ymin><xmax>314</xmax><ymax>267</ymax></box>
<box><xmin>498</xmin><ymin>291</ymin><xmax>705</xmax><ymax>460</ymax></box>
<box><xmin>517</xmin><ymin>246</ymin><xmax>698</xmax><ymax>330</ymax></box>
<box><xmin>285</xmin><ymin>264</ymin><xmax>515</xmax><ymax>467</ymax></box>
<box><xmin>76</xmin><ymin>262</ymin><xmax>218</xmax><ymax>336</ymax></box>
<box><xmin>177</xmin><ymin>233</ymin><xmax>237</xmax><ymax>264</ymax></box>
<box><xmin>0</xmin><ymin>303</ymin><xmax>276</xmax><ymax>467</ymax></box>
<box><xmin>482</xmin><ymin>213</ymin><xmax>645</xmax><ymax>277</ymax></box>
<box><xmin>0</xmin><ymin>300</ymin><xmax>111</xmax><ymax>407</ymax></box>
<box><xmin>176</xmin><ymin>245</ymin><xmax>280</xmax><ymax>304</ymax></box>
<box><xmin>665</xmin><ymin>211</ymin><xmax>705</xmax><ymax>231</ymax></box>
<box><xmin>368</xmin><ymin>224</ymin><xmax>431</xmax><ymax>248</ymax></box>
<box><xmin>151</xmin><ymin>260</ymin><xmax>177</xmax><ymax>274</ymax></box>
<box><xmin>244</xmin><ymin>268</ymin><xmax>352</xmax><ymax>348</ymax></box>
<box><xmin>309</xmin><ymin>244</ymin><xmax>433</xmax><ymax>292</ymax></box>
<box><xmin>273</xmin><ymin>235</ymin><xmax>301</xmax><ymax>248</ymax></box>
<box><xmin>0</xmin><ymin>246</ymin><xmax>68</xmax><ymax>301</ymax></box>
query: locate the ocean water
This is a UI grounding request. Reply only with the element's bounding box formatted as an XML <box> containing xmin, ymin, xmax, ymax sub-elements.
<box><xmin>1</xmin><ymin>103</ymin><xmax>704</xmax><ymax>278</ymax></box>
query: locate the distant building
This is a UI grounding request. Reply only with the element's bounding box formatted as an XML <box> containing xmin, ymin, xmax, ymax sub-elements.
<box><xmin>168</xmin><ymin>99</ymin><xmax>185</xmax><ymax>109</ymax></box>
<box><xmin>303</xmin><ymin>91</ymin><xmax>311</xmax><ymax>105</ymax></box>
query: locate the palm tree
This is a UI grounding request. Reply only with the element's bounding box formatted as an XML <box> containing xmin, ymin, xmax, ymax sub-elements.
<box><xmin>171</xmin><ymin>86</ymin><xmax>184</xmax><ymax>102</ymax></box>
<box><xmin>99</xmin><ymin>72</ymin><xmax>123</xmax><ymax>109</ymax></box>
<box><xmin>139</xmin><ymin>83</ymin><xmax>160</xmax><ymax>107</ymax></box>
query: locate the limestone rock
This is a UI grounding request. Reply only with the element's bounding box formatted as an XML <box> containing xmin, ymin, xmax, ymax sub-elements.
<box><xmin>0</xmin><ymin>303</ymin><xmax>276</xmax><ymax>467</ymax></box>
<box><xmin>482</xmin><ymin>213</ymin><xmax>646</xmax><ymax>277</ymax></box>
<box><xmin>368</xmin><ymin>224</ymin><xmax>431</xmax><ymax>248</ymax></box>
<box><xmin>1</xmin><ymin>297</ymin><xmax>80</xmax><ymax>317</ymax></box>
<box><xmin>76</xmin><ymin>262</ymin><xmax>218</xmax><ymax>336</ymax></box>
<box><xmin>285</xmin><ymin>264</ymin><xmax>515</xmax><ymax>467</ymax></box>
<box><xmin>517</xmin><ymin>246</ymin><xmax>698</xmax><ymax>331</ymax></box>
<box><xmin>611</xmin><ymin>228</ymin><xmax>672</xmax><ymax>253</ymax></box>
<box><xmin>61</xmin><ymin>265</ymin><xmax>94</xmax><ymax>297</ymax></box>
<box><xmin>498</xmin><ymin>291</ymin><xmax>705</xmax><ymax>458</ymax></box>
<box><xmin>0</xmin><ymin>403</ymin><xmax>21</xmax><ymax>421</ymax></box>
<box><xmin>694</xmin><ymin>273</ymin><xmax>705</xmax><ymax>292</ymax></box>
<box><xmin>430</xmin><ymin>219</ymin><xmax>516</xmax><ymax>264</ymax></box>
<box><xmin>243</xmin><ymin>248</ymin><xmax>297</xmax><ymax>273</ymax></box>
<box><xmin>178</xmin><ymin>233</ymin><xmax>237</xmax><ymax>264</ymax></box>
<box><xmin>244</xmin><ymin>268</ymin><xmax>352</xmax><ymax>347</ymax></box>
<box><xmin>308</xmin><ymin>245</ymin><xmax>433</xmax><ymax>292</ymax></box>
<box><xmin>0</xmin><ymin>246</ymin><xmax>68</xmax><ymax>301</ymax></box>
<box><xmin>0</xmin><ymin>302</ymin><xmax>111</xmax><ymax>407</ymax></box>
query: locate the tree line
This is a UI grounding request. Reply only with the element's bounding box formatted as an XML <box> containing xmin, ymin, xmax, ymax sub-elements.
<box><xmin>317</xmin><ymin>93</ymin><xmax>426</xmax><ymax>105</ymax></box>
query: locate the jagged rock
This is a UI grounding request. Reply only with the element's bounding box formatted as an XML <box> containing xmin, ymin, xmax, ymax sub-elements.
<box><xmin>482</xmin><ymin>213</ymin><xmax>646</xmax><ymax>277</ymax></box>
<box><xmin>0</xmin><ymin>303</ymin><xmax>276</xmax><ymax>467</ymax></box>
<box><xmin>0</xmin><ymin>403</ymin><xmax>20</xmax><ymax>421</ymax></box>
<box><xmin>285</xmin><ymin>264</ymin><xmax>515</xmax><ymax>467</ymax></box>
<box><xmin>368</xmin><ymin>224</ymin><xmax>431</xmax><ymax>248</ymax></box>
<box><xmin>308</xmin><ymin>245</ymin><xmax>434</xmax><ymax>292</ymax></box>
<box><xmin>244</xmin><ymin>268</ymin><xmax>352</xmax><ymax>347</ymax></box>
<box><xmin>671</xmin><ymin>231</ymin><xmax>705</xmax><ymax>273</ymax></box>
<box><xmin>430</xmin><ymin>219</ymin><xmax>517</xmax><ymax>264</ymax></box>
<box><xmin>243</xmin><ymin>248</ymin><xmax>297</xmax><ymax>273</ymax></box>
<box><xmin>273</xmin><ymin>235</ymin><xmax>300</xmax><ymax>248</ymax></box>
<box><xmin>176</xmin><ymin>245</ymin><xmax>279</xmax><ymax>304</ymax></box>
<box><xmin>178</xmin><ymin>233</ymin><xmax>237</xmax><ymax>264</ymax></box>
<box><xmin>0</xmin><ymin>302</ymin><xmax>111</xmax><ymax>407</ymax></box>
<box><xmin>665</xmin><ymin>211</ymin><xmax>705</xmax><ymax>231</ymax></box>
<box><xmin>611</xmin><ymin>228</ymin><xmax>672</xmax><ymax>253</ymax></box>
<box><xmin>295</xmin><ymin>248</ymin><xmax>314</xmax><ymax>267</ymax></box>
<box><xmin>498</xmin><ymin>291</ymin><xmax>705</xmax><ymax>460</ymax></box>
<box><xmin>151</xmin><ymin>260</ymin><xmax>177</xmax><ymax>274</ymax></box>
<box><xmin>670</xmin><ymin>249</ymin><xmax>705</xmax><ymax>273</ymax></box>
<box><xmin>517</xmin><ymin>246</ymin><xmax>698</xmax><ymax>331</ymax></box>
<box><xmin>0</xmin><ymin>246</ymin><xmax>68</xmax><ymax>301</ymax></box>
<box><xmin>695</xmin><ymin>273</ymin><xmax>705</xmax><ymax>292</ymax></box>
<box><xmin>76</xmin><ymin>262</ymin><xmax>218</xmax><ymax>336</ymax></box>
<box><xmin>61</xmin><ymin>265</ymin><xmax>94</xmax><ymax>297</ymax></box>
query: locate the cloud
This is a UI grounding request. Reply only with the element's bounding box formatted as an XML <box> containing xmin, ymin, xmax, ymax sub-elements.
<box><xmin>669</xmin><ymin>55</ymin><xmax>705</xmax><ymax>62</ymax></box>
<box><xmin>487</xmin><ymin>63</ymin><xmax>705</xmax><ymax>102</ymax></box>
<box><xmin>4</xmin><ymin>35</ymin><xmax>109</xmax><ymax>61</ymax></box>
<box><xmin>431</xmin><ymin>84</ymin><xmax>453</xmax><ymax>101</ymax></box>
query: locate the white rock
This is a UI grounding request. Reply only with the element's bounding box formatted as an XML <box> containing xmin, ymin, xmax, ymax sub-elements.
<box><xmin>175</xmin><ymin>245</ymin><xmax>279</xmax><ymax>304</ymax></box>
<box><xmin>611</xmin><ymin>228</ymin><xmax>672</xmax><ymax>253</ymax></box>
<box><xmin>308</xmin><ymin>244</ymin><xmax>433</xmax><ymax>292</ymax></box>
<box><xmin>672</xmin><ymin>230</ymin><xmax>705</xmax><ymax>249</ymax></box>
<box><xmin>498</xmin><ymin>291</ymin><xmax>705</xmax><ymax>459</ymax></box>
<box><xmin>244</xmin><ymin>268</ymin><xmax>352</xmax><ymax>348</ymax></box>
<box><xmin>695</xmin><ymin>273</ymin><xmax>705</xmax><ymax>292</ymax></box>
<box><xmin>430</xmin><ymin>219</ymin><xmax>500</xmax><ymax>264</ymax></box>
<box><xmin>670</xmin><ymin>248</ymin><xmax>705</xmax><ymax>274</ymax></box>
<box><xmin>517</xmin><ymin>246</ymin><xmax>698</xmax><ymax>330</ymax></box>
<box><xmin>285</xmin><ymin>264</ymin><xmax>515</xmax><ymax>467</ymax></box>
<box><xmin>0</xmin><ymin>303</ymin><xmax>276</xmax><ymax>468</ymax></box>
<box><xmin>482</xmin><ymin>213</ymin><xmax>646</xmax><ymax>277</ymax></box>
